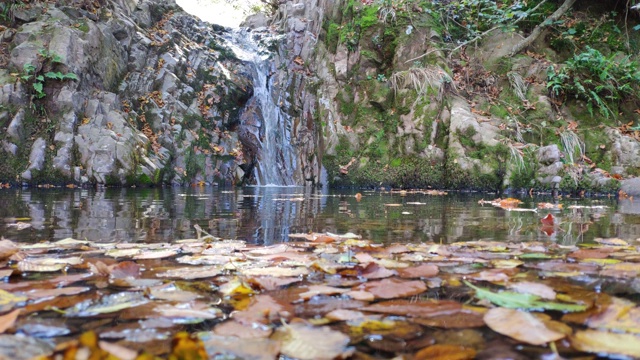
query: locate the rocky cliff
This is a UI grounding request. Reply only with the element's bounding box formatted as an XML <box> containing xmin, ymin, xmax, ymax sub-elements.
<box><xmin>3</xmin><ymin>0</ymin><xmax>640</xmax><ymax>192</ymax></box>
<box><xmin>258</xmin><ymin>0</ymin><xmax>640</xmax><ymax>192</ymax></box>
<box><xmin>0</xmin><ymin>0</ymin><xmax>318</xmax><ymax>186</ymax></box>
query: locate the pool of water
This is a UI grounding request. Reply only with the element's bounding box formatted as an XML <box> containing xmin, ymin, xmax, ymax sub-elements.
<box><xmin>0</xmin><ymin>187</ymin><xmax>637</xmax><ymax>245</ymax></box>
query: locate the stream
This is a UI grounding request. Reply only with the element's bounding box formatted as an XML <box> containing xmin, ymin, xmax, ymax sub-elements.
<box><xmin>0</xmin><ymin>187</ymin><xmax>636</xmax><ymax>245</ymax></box>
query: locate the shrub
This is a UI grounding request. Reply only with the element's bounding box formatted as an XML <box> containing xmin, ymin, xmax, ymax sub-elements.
<box><xmin>546</xmin><ymin>46</ymin><xmax>640</xmax><ymax>118</ymax></box>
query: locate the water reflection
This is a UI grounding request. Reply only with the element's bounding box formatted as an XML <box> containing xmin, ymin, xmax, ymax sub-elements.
<box><xmin>0</xmin><ymin>188</ymin><xmax>635</xmax><ymax>245</ymax></box>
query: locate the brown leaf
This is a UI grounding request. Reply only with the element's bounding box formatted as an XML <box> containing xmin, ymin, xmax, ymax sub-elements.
<box><xmin>484</xmin><ymin>308</ymin><xmax>569</xmax><ymax>345</ymax></box>
<box><xmin>246</xmin><ymin>276</ymin><xmax>301</xmax><ymax>291</ymax></box>
<box><xmin>570</xmin><ymin>329</ymin><xmax>640</xmax><ymax>358</ymax></box>
<box><xmin>362</xmin><ymin>299</ymin><xmax>461</xmax><ymax>318</ymax></box>
<box><xmin>414</xmin><ymin>344</ymin><xmax>476</xmax><ymax>360</ymax></box>
<box><xmin>508</xmin><ymin>281</ymin><xmax>556</xmax><ymax>300</ymax></box>
<box><xmin>0</xmin><ymin>309</ymin><xmax>20</xmax><ymax>334</ymax></box>
<box><xmin>25</xmin><ymin>286</ymin><xmax>91</xmax><ymax>300</ymax></box>
<box><xmin>361</xmin><ymin>263</ymin><xmax>397</xmax><ymax>279</ymax></box>
<box><xmin>298</xmin><ymin>285</ymin><xmax>349</xmax><ymax>300</ymax></box>
<box><xmin>109</xmin><ymin>261</ymin><xmax>141</xmax><ymax>279</ymax></box>
<box><xmin>0</xmin><ymin>240</ymin><xmax>18</xmax><ymax>260</ymax></box>
<box><xmin>271</xmin><ymin>322</ymin><xmax>352</xmax><ymax>360</ymax></box>
<box><xmin>214</xmin><ymin>320</ymin><xmax>273</xmax><ymax>338</ymax></box>
<box><xmin>397</xmin><ymin>264</ymin><xmax>439</xmax><ymax>278</ymax></box>
<box><xmin>410</xmin><ymin>309</ymin><xmax>485</xmax><ymax>328</ymax></box>
<box><xmin>360</xmin><ymin>278</ymin><xmax>426</xmax><ymax>299</ymax></box>
<box><xmin>233</xmin><ymin>295</ymin><xmax>293</xmax><ymax>325</ymax></box>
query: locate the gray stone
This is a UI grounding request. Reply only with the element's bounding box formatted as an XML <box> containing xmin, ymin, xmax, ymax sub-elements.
<box><xmin>7</xmin><ymin>109</ymin><xmax>25</xmax><ymax>142</ymax></box>
<box><xmin>13</xmin><ymin>6</ymin><xmax>42</xmax><ymax>22</ymax></box>
<box><xmin>9</xmin><ymin>42</ymin><xmax>41</xmax><ymax>71</ymax></box>
<box><xmin>1</xmin><ymin>141</ymin><xmax>17</xmax><ymax>155</ymax></box>
<box><xmin>1</xmin><ymin>28</ymin><xmax>16</xmax><ymax>43</ymax></box>
<box><xmin>621</xmin><ymin>177</ymin><xmax>640</xmax><ymax>196</ymax></box>
<box><xmin>538</xmin><ymin>145</ymin><xmax>561</xmax><ymax>166</ymax></box>
<box><xmin>21</xmin><ymin>138</ymin><xmax>47</xmax><ymax>180</ymax></box>
<box><xmin>241</xmin><ymin>12</ymin><xmax>268</xmax><ymax>29</ymax></box>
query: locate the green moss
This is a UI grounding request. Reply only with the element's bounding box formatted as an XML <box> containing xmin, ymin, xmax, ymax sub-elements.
<box><xmin>327</xmin><ymin>22</ymin><xmax>340</xmax><ymax>53</ymax></box>
<box><xmin>359</xmin><ymin>6</ymin><xmax>379</xmax><ymax>31</ymax></box>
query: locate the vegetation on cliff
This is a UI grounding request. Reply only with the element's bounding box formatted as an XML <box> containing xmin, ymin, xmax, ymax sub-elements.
<box><xmin>316</xmin><ymin>0</ymin><xmax>640</xmax><ymax>193</ymax></box>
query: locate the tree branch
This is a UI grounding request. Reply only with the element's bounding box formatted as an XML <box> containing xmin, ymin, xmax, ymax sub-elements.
<box><xmin>508</xmin><ymin>0</ymin><xmax>576</xmax><ymax>57</ymax></box>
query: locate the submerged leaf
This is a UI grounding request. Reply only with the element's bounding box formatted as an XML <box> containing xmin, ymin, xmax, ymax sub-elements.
<box><xmin>464</xmin><ymin>281</ymin><xmax>587</xmax><ymax>312</ymax></box>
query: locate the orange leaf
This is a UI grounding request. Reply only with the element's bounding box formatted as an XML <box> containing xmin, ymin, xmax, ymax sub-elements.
<box><xmin>0</xmin><ymin>309</ymin><xmax>20</xmax><ymax>334</ymax></box>
<box><xmin>540</xmin><ymin>214</ymin><xmax>554</xmax><ymax>226</ymax></box>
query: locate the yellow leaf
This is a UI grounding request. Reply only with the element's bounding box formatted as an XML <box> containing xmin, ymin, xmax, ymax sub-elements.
<box><xmin>571</xmin><ymin>330</ymin><xmax>640</xmax><ymax>358</ymax></box>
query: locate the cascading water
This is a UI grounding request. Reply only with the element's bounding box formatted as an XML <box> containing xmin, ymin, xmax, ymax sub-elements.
<box><xmin>224</xmin><ymin>29</ymin><xmax>296</xmax><ymax>186</ymax></box>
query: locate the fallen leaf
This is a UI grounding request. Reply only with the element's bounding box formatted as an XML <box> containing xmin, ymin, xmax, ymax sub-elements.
<box><xmin>0</xmin><ymin>240</ymin><xmax>18</xmax><ymax>260</ymax></box>
<box><xmin>298</xmin><ymin>285</ymin><xmax>349</xmax><ymax>300</ymax></box>
<box><xmin>202</xmin><ymin>333</ymin><xmax>281</xmax><ymax>360</ymax></box>
<box><xmin>247</xmin><ymin>276</ymin><xmax>301</xmax><ymax>291</ymax></box>
<box><xmin>484</xmin><ymin>307</ymin><xmax>569</xmax><ymax>345</ymax></box>
<box><xmin>271</xmin><ymin>322</ymin><xmax>352</xmax><ymax>360</ymax></box>
<box><xmin>213</xmin><ymin>320</ymin><xmax>272</xmax><ymax>338</ymax></box>
<box><xmin>0</xmin><ymin>289</ymin><xmax>27</xmax><ymax>312</ymax></box>
<box><xmin>66</xmin><ymin>292</ymin><xmax>149</xmax><ymax>317</ymax></box>
<box><xmin>156</xmin><ymin>266</ymin><xmax>222</xmax><ymax>279</ymax></box>
<box><xmin>508</xmin><ymin>281</ymin><xmax>556</xmax><ymax>300</ymax></box>
<box><xmin>240</xmin><ymin>266</ymin><xmax>309</xmax><ymax>277</ymax></box>
<box><xmin>397</xmin><ymin>264</ymin><xmax>439</xmax><ymax>278</ymax></box>
<box><xmin>414</xmin><ymin>344</ymin><xmax>476</xmax><ymax>360</ymax></box>
<box><xmin>464</xmin><ymin>281</ymin><xmax>586</xmax><ymax>312</ymax></box>
<box><xmin>571</xmin><ymin>329</ymin><xmax>640</xmax><ymax>358</ymax></box>
<box><xmin>362</xmin><ymin>299</ymin><xmax>461</xmax><ymax>318</ymax></box>
<box><xmin>360</xmin><ymin>278</ymin><xmax>426</xmax><ymax>299</ymax></box>
<box><xmin>0</xmin><ymin>309</ymin><xmax>20</xmax><ymax>334</ymax></box>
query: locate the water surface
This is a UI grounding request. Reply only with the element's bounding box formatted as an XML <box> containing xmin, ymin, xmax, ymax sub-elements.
<box><xmin>0</xmin><ymin>187</ymin><xmax>636</xmax><ymax>245</ymax></box>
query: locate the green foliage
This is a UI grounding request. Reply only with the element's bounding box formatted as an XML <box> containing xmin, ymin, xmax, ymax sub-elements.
<box><xmin>424</xmin><ymin>0</ymin><xmax>542</xmax><ymax>44</ymax></box>
<box><xmin>546</xmin><ymin>47</ymin><xmax>640</xmax><ymax>118</ymax></box>
<box><xmin>19</xmin><ymin>49</ymin><xmax>78</xmax><ymax>101</ymax></box>
<box><xmin>549</xmin><ymin>11</ymin><xmax>633</xmax><ymax>54</ymax></box>
<box><xmin>464</xmin><ymin>281</ymin><xmax>587</xmax><ymax>312</ymax></box>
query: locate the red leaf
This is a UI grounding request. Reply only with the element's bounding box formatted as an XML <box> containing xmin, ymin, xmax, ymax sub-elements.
<box><xmin>540</xmin><ymin>214</ymin><xmax>554</xmax><ymax>226</ymax></box>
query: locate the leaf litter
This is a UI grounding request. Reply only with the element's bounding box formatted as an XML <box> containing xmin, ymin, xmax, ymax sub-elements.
<box><xmin>0</xmin><ymin>223</ymin><xmax>638</xmax><ymax>359</ymax></box>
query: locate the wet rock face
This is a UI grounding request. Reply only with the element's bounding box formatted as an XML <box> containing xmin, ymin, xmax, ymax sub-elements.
<box><xmin>0</xmin><ymin>0</ymin><xmax>255</xmax><ymax>186</ymax></box>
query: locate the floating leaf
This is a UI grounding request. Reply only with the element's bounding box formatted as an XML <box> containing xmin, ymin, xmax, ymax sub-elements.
<box><xmin>213</xmin><ymin>320</ymin><xmax>272</xmax><ymax>338</ymax></box>
<box><xmin>0</xmin><ymin>309</ymin><xmax>20</xmax><ymax>334</ymax></box>
<box><xmin>414</xmin><ymin>344</ymin><xmax>476</xmax><ymax>360</ymax></box>
<box><xmin>360</xmin><ymin>278</ymin><xmax>427</xmax><ymax>299</ymax></box>
<box><xmin>484</xmin><ymin>307</ymin><xmax>570</xmax><ymax>345</ymax></box>
<box><xmin>595</xmin><ymin>238</ymin><xmax>629</xmax><ymax>246</ymax></box>
<box><xmin>202</xmin><ymin>333</ymin><xmax>281</xmax><ymax>360</ymax></box>
<box><xmin>298</xmin><ymin>285</ymin><xmax>349</xmax><ymax>300</ymax></box>
<box><xmin>66</xmin><ymin>292</ymin><xmax>149</xmax><ymax>317</ymax></box>
<box><xmin>219</xmin><ymin>278</ymin><xmax>255</xmax><ymax>297</ymax></box>
<box><xmin>240</xmin><ymin>266</ymin><xmax>309</xmax><ymax>277</ymax></box>
<box><xmin>362</xmin><ymin>299</ymin><xmax>461</xmax><ymax>318</ymax></box>
<box><xmin>0</xmin><ymin>289</ymin><xmax>27</xmax><ymax>312</ymax></box>
<box><xmin>464</xmin><ymin>281</ymin><xmax>586</xmax><ymax>312</ymax></box>
<box><xmin>571</xmin><ymin>329</ymin><xmax>640</xmax><ymax>358</ymax></box>
<box><xmin>508</xmin><ymin>281</ymin><xmax>556</xmax><ymax>300</ymax></box>
<box><xmin>156</xmin><ymin>266</ymin><xmax>222</xmax><ymax>279</ymax></box>
<box><xmin>271</xmin><ymin>322</ymin><xmax>352</xmax><ymax>360</ymax></box>
<box><xmin>0</xmin><ymin>240</ymin><xmax>18</xmax><ymax>260</ymax></box>
<box><xmin>397</xmin><ymin>264</ymin><xmax>439</xmax><ymax>278</ymax></box>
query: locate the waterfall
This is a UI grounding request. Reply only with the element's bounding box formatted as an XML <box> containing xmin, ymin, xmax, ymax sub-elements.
<box><xmin>224</xmin><ymin>29</ymin><xmax>296</xmax><ymax>186</ymax></box>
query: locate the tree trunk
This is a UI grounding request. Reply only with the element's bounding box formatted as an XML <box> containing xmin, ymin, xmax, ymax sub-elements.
<box><xmin>508</xmin><ymin>0</ymin><xmax>576</xmax><ymax>56</ymax></box>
